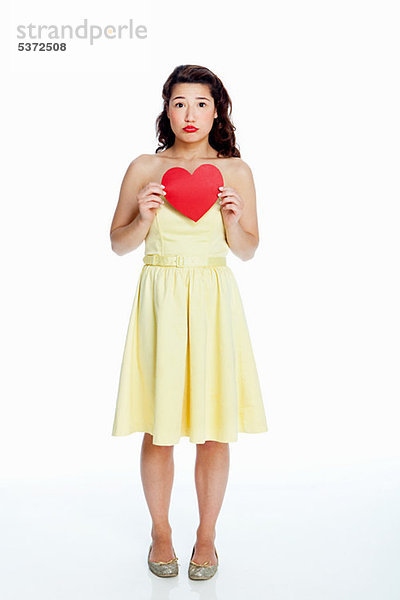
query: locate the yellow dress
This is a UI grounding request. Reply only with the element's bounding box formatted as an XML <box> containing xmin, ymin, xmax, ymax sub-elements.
<box><xmin>111</xmin><ymin>185</ymin><xmax>268</xmax><ymax>445</ymax></box>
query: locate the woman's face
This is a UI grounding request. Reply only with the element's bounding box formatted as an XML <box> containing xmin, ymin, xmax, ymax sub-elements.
<box><xmin>166</xmin><ymin>83</ymin><xmax>217</xmax><ymax>141</ymax></box>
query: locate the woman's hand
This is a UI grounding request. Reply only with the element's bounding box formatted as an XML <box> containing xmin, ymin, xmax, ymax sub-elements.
<box><xmin>218</xmin><ymin>186</ymin><xmax>244</xmax><ymax>228</ymax></box>
<box><xmin>137</xmin><ymin>182</ymin><xmax>166</xmax><ymax>223</ymax></box>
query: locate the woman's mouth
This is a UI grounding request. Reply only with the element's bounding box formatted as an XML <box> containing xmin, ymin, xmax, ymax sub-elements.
<box><xmin>183</xmin><ymin>126</ymin><xmax>199</xmax><ymax>132</ymax></box>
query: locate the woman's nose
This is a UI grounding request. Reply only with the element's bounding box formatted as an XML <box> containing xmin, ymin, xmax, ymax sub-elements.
<box><xmin>185</xmin><ymin>109</ymin><xmax>196</xmax><ymax>120</ymax></box>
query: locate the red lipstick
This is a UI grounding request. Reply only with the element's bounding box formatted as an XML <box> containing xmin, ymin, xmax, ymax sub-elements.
<box><xmin>183</xmin><ymin>126</ymin><xmax>198</xmax><ymax>132</ymax></box>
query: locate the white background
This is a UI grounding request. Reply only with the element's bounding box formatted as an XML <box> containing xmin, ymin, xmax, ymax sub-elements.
<box><xmin>2</xmin><ymin>1</ymin><xmax>399</xmax><ymax>598</ymax></box>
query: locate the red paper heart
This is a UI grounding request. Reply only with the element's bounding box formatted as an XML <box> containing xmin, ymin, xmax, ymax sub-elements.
<box><xmin>161</xmin><ymin>164</ymin><xmax>224</xmax><ymax>222</ymax></box>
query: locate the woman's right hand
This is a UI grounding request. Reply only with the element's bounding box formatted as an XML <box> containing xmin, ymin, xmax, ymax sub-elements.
<box><xmin>137</xmin><ymin>182</ymin><xmax>166</xmax><ymax>223</ymax></box>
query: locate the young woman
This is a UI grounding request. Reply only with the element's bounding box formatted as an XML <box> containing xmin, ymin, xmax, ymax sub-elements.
<box><xmin>110</xmin><ymin>64</ymin><xmax>268</xmax><ymax>580</ymax></box>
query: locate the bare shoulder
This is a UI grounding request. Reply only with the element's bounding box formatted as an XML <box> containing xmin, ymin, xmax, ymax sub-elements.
<box><xmin>121</xmin><ymin>153</ymin><xmax>163</xmax><ymax>185</ymax></box>
<box><xmin>125</xmin><ymin>153</ymin><xmax>156</xmax><ymax>173</ymax></box>
<box><xmin>228</xmin><ymin>156</ymin><xmax>253</xmax><ymax>181</ymax></box>
<box><xmin>226</xmin><ymin>157</ymin><xmax>254</xmax><ymax>183</ymax></box>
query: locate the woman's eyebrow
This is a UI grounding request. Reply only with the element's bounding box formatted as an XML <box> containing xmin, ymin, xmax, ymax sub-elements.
<box><xmin>171</xmin><ymin>96</ymin><xmax>211</xmax><ymax>101</ymax></box>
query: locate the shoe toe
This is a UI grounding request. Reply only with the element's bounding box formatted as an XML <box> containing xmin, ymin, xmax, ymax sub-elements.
<box><xmin>149</xmin><ymin>561</ymin><xmax>179</xmax><ymax>577</ymax></box>
<box><xmin>147</xmin><ymin>544</ymin><xmax>179</xmax><ymax>577</ymax></box>
<box><xmin>188</xmin><ymin>563</ymin><xmax>218</xmax><ymax>580</ymax></box>
<box><xmin>188</xmin><ymin>546</ymin><xmax>218</xmax><ymax>580</ymax></box>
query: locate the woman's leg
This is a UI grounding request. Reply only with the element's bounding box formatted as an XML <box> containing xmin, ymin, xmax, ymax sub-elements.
<box><xmin>192</xmin><ymin>440</ymin><xmax>230</xmax><ymax>565</ymax></box>
<box><xmin>140</xmin><ymin>432</ymin><xmax>175</xmax><ymax>562</ymax></box>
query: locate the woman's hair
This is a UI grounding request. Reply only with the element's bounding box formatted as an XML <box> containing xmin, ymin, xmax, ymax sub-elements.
<box><xmin>155</xmin><ymin>65</ymin><xmax>241</xmax><ymax>158</ymax></box>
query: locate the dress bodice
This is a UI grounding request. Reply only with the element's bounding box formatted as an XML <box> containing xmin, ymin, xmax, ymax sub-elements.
<box><xmin>144</xmin><ymin>197</ymin><xmax>229</xmax><ymax>258</ymax></box>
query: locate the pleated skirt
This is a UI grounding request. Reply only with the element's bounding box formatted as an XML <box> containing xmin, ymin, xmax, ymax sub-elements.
<box><xmin>111</xmin><ymin>264</ymin><xmax>268</xmax><ymax>445</ymax></box>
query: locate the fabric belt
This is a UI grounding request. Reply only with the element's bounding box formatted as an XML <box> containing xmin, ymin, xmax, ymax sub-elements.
<box><xmin>143</xmin><ymin>254</ymin><xmax>227</xmax><ymax>267</ymax></box>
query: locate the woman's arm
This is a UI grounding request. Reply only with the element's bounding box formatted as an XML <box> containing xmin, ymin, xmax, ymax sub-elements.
<box><xmin>220</xmin><ymin>160</ymin><xmax>260</xmax><ymax>261</ymax></box>
<box><xmin>110</xmin><ymin>155</ymin><xmax>163</xmax><ymax>256</ymax></box>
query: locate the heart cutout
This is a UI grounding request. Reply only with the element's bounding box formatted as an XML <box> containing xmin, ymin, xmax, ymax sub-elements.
<box><xmin>161</xmin><ymin>164</ymin><xmax>224</xmax><ymax>222</ymax></box>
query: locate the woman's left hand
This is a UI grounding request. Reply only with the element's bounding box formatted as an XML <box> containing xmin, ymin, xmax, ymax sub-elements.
<box><xmin>218</xmin><ymin>186</ymin><xmax>244</xmax><ymax>228</ymax></box>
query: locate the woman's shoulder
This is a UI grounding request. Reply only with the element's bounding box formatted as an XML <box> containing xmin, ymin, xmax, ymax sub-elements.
<box><xmin>123</xmin><ymin>153</ymin><xmax>164</xmax><ymax>180</ymax></box>
<box><xmin>127</xmin><ymin>153</ymin><xmax>160</xmax><ymax>169</ymax></box>
<box><xmin>224</xmin><ymin>156</ymin><xmax>254</xmax><ymax>183</ymax></box>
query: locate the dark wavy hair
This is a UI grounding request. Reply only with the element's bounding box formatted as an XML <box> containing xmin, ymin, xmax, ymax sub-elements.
<box><xmin>155</xmin><ymin>65</ymin><xmax>240</xmax><ymax>158</ymax></box>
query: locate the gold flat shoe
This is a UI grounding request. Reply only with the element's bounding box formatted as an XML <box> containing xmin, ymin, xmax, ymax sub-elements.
<box><xmin>147</xmin><ymin>543</ymin><xmax>179</xmax><ymax>577</ymax></box>
<box><xmin>188</xmin><ymin>544</ymin><xmax>219</xmax><ymax>580</ymax></box>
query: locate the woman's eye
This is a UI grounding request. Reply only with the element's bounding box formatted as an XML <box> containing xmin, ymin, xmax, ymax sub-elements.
<box><xmin>174</xmin><ymin>102</ymin><xmax>207</xmax><ymax>108</ymax></box>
